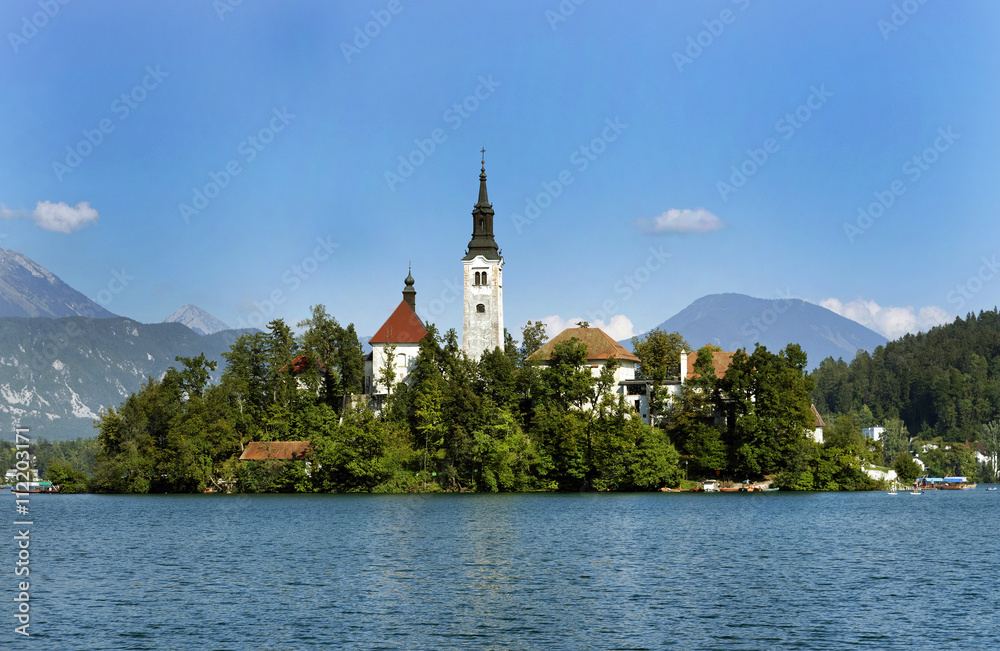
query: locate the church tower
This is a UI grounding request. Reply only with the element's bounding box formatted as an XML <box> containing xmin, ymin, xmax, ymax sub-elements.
<box><xmin>462</xmin><ymin>152</ymin><xmax>504</xmax><ymax>360</ymax></box>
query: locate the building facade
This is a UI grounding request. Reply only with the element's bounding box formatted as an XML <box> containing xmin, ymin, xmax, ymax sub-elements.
<box><xmin>364</xmin><ymin>271</ymin><xmax>427</xmax><ymax>395</ymax></box>
<box><xmin>462</xmin><ymin>156</ymin><xmax>504</xmax><ymax>361</ymax></box>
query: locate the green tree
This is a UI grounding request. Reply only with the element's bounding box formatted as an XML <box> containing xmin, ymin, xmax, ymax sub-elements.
<box><xmin>893</xmin><ymin>453</ymin><xmax>921</xmax><ymax>485</ymax></box>
<box><xmin>46</xmin><ymin>460</ymin><xmax>89</xmax><ymax>493</ymax></box>
<box><xmin>632</xmin><ymin>329</ymin><xmax>690</xmax><ymax>424</ymax></box>
<box><xmin>540</xmin><ymin>338</ymin><xmax>593</xmax><ymax>411</ymax></box>
<box><xmin>517</xmin><ymin>320</ymin><xmax>548</xmax><ymax>367</ymax></box>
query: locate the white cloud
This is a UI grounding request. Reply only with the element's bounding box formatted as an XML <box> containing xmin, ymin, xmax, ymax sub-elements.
<box><xmin>820</xmin><ymin>297</ymin><xmax>952</xmax><ymax>339</ymax></box>
<box><xmin>0</xmin><ymin>201</ymin><xmax>99</xmax><ymax>233</ymax></box>
<box><xmin>634</xmin><ymin>208</ymin><xmax>723</xmax><ymax>234</ymax></box>
<box><xmin>32</xmin><ymin>201</ymin><xmax>99</xmax><ymax>233</ymax></box>
<box><xmin>539</xmin><ymin>314</ymin><xmax>635</xmax><ymax>342</ymax></box>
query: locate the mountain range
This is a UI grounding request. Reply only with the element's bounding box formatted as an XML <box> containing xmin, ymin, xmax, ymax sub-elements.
<box><xmin>0</xmin><ymin>316</ymin><xmax>252</xmax><ymax>441</ymax></box>
<box><xmin>642</xmin><ymin>293</ymin><xmax>887</xmax><ymax>366</ymax></box>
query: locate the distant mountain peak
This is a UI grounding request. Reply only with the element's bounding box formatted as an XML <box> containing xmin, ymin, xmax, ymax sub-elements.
<box><xmin>639</xmin><ymin>293</ymin><xmax>887</xmax><ymax>367</ymax></box>
<box><xmin>0</xmin><ymin>247</ymin><xmax>116</xmax><ymax>319</ymax></box>
<box><xmin>163</xmin><ymin>304</ymin><xmax>230</xmax><ymax>336</ymax></box>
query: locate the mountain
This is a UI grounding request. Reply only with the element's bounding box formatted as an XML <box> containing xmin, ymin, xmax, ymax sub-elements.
<box><xmin>0</xmin><ymin>248</ymin><xmax>115</xmax><ymax>318</ymax></box>
<box><xmin>164</xmin><ymin>304</ymin><xmax>231</xmax><ymax>336</ymax></box>
<box><xmin>640</xmin><ymin>293</ymin><xmax>887</xmax><ymax>367</ymax></box>
<box><xmin>0</xmin><ymin>316</ymin><xmax>254</xmax><ymax>441</ymax></box>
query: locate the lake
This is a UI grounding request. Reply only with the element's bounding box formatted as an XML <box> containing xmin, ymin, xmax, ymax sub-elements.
<box><xmin>6</xmin><ymin>488</ymin><xmax>999</xmax><ymax>650</ymax></box>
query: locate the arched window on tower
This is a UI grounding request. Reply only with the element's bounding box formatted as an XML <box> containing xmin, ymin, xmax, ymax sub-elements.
<box><xmin>476</xmin><ymin>303</ymin><xmax>486</xmax><ymax>313</ymax></box>
<box><xmin>473</xmin><ymin>271</ymin><xmax>480</xmax><ymax>285</ymax></box>
<box><xmin>482</xmin><ymin>270</ymin><xmax>488</xmax><ymax>285</ymax></box>
<box><xmin>479</xmin><ymin>218</ymin><xmax>484</xmax><ymax>230</ymax></box>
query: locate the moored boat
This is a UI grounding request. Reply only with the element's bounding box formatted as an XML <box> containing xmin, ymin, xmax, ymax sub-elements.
<box><xmin>936</xmin><ymin>476</ymin><xmax>977</xmax><ymax>490</ymax></box>
<box><xmin>11</xmin><ymin>481</ymin><xmax>60</xmax><ymax>494</ymax></box>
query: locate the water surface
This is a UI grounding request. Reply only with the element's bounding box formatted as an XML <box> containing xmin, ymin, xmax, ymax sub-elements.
<box><xmin>7</xmin><ymin>489</ymin><xmax>999</xmax><ymax>650</ymax></box>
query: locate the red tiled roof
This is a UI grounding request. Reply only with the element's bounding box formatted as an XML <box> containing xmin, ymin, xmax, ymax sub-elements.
<box><xmin>526</xmin><ymin>327</ymin><xmax>640</xmax><ymax>363</ymax></box>
<box><xmin>685</xmin><ymin>350</ymin><xmax>737</xmax><ymax>379</ymax></box>
<box><xmin>239</xmin><ymin>441</ymin><xmax>311</xmax><ymax>460</ymax></box>
<box><xmin>279</xmin><ymin>355</ymin><xmax>326</xmax><ymax>374</ymax></box>
<box><xmin>368</xmin><ymin>300</ymin><xmax>427</xmax><ymax>344</ymax></box>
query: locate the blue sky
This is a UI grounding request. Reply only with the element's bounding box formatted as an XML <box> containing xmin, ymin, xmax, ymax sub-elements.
<box><xmin>2</xmin><ymin>1</ymin><xmax>998</xmax><ymax>347</ymax></box>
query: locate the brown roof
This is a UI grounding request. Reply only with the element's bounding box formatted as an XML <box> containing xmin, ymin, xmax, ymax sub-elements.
<box><xmin>368</xmin><ymin>300</ymin><xmax>427</xmax><ymax>344</ymax></box>
<box><xmin>239</xmin><ymin>441</ymin><xmax>311</xmax><ymax>461</ymax></box>
<box><xmin>685</xmin><ymin>350</ymin><xmax>737</xmax><ymax>380</ymax></box>
<box><xmin>526</xmin><ymin>327</ymin><xmax>640</xmax><ymax>364</ymax></box>
<box><xmin>810</xmin><ymin>404</ymin><xmax>826</xmax><ymax>428</ymax></box>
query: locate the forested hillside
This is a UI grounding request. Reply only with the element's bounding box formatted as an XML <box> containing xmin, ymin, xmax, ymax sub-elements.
<box><xmin>811</xmin><ymin>309</ymin><xmax>1000</xmax><ymax>481</ymax></box>
<box><xmin>812</xmin><ymin>309</ymin><xmax>1000</xmax><ymax>441</ymax></box>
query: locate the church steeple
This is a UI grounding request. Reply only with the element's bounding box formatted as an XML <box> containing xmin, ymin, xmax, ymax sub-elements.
<box><xmin>402</xmin><ymin>266</ymin><xmax>416</xmax><ymax>312</ymax></box>
<box><xmin>464</xmin><ymin>149</ymin><xmax>500</xmax><ymax>261</ymax></box>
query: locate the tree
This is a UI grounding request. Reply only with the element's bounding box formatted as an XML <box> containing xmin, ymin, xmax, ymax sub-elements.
<box><xmin>46</xmin><ymin>460</ymin><xmax>89</xmax><ymax>493</ymax></box>
<box><xmin>540</xmin><ymin>338</ymin><xmax>593</xmax><ymax>411</ymax></box>
<box><xmin>880</xmin><ymin>417</ymin><xmax>910</xmax><ymax>465</ymax></box>
<box><xmin>378</xmin><ymin>342</ymin><xmax>398</xmax><ymax>398</ymax></box>
<box><xmin>893</xmin><ymin>453</ymin><xmax>921</xmax><ymax>485</ymax></box>
<box><xmin>518</xmin><ymin>320</ymin><xmax>548</xmax><ymax>367</ymax></box>
<box><xmin>632</xmin><ymin>328</ymin><xmax>689</xmax><ymax>380</ymax></box>
<box><xmin>632</xmin><ymin>329</ymin><xmax>690</xmax><ymax>425</ymax></box>
<box><xmin>718</xmin><ymin>344</ymin><xmax>815</xmax><ymax>478</ymax></box>
<box><xmin>414</xmin><ymin>377</ymin><xmax>446</xmax><ymax>482</ymax></box>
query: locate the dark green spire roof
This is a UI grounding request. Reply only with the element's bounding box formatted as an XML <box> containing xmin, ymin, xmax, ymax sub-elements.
<box><xmin>463</xmin><ymin>151</ymin><xmax>500</xmax><ymax>262</ymax></box>
<box><xmin>402</xmin><ymin>266</ymin><xmax>416</xmax><ymax>311</ymax></box>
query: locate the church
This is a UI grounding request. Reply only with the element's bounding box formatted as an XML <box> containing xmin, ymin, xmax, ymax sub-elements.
<box><xmin>364</xmin><ymin>155</ymin><xmax>504</xmax><ymax>395</ymax></box>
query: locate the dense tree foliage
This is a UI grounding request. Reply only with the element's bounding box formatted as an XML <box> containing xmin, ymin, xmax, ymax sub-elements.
<box><xmin>811</xmin><ymin>309</ymin><xmax>1000</xmax><ymax>482</ymax></box>
<box><xmin>39</xmin><ymin>309</ymin><xmax>1000</xmax><ymax>492</ymax></box>
<box><xmin>85</xmin><ymin>316</ymin><xmax>683</xmax><ymax>493</ymax></box>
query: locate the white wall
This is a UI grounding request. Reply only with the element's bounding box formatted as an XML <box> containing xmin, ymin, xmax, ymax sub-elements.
<box><xmin>367</xmin><ymin>341</ymin><xmax>421</xmax><ymax>394</ymax></box>
<box><xmin>462</xmin><ymin>255</ymin><xmax>504</xmax><ymax>361</ymax></box>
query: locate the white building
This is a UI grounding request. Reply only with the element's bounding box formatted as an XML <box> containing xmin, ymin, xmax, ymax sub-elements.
<box><xmin>363</xmin><ymin>271</ymin><xmax>427</xmax><ymax>396</ymax></box>
<box><xmin>862</xmin><ymin>426</ymin><xmax>884</xmax><ymax>441</ymax></box>
<box><xmin>462</xmin><ymin>156</ymin><xmax>504</xmax><ymax>361</ymax></box>
<box><xmin>526</xmin><ymin>325</ymin><xmax>640</xmax><ymax>409</ymax></box>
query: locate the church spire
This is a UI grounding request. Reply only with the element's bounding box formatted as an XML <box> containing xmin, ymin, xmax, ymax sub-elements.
<box><xmin>402</xmin><ymin>265</ymin><xmax>416</xmax><ymax>312</ymax></box>
<box><xmin>464</xmin><ymin>149</ymin><xmax>500</xmax><ymax>261</ymax></box>
<box><xmin>476</xmin><ymin>148</ymin><xmax>490</xmax><ymax>207</ymax></box>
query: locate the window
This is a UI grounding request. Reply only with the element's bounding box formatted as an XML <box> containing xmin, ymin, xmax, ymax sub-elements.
<box><xmin>482</xmin><ymin>270</ymin><xmax>488</xmax><ymax>285</ymax></box>
<box><xmin>479</xmin><ymin>218</ymin><xmax>484</xmax><ymax>230</ymax></box>
<box><xmin>474</xmin><ymin>271</ymin><xmax>481</xmax><ymax>285</ymax></box>
<box><xmin>476</xmin><ymin>303</ymin><xmax>485</xmax><ymax>313</ymax></box>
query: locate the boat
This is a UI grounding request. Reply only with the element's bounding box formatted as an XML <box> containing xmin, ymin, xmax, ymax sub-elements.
<box><xmin>937</xmin><ymin>476</ymin><xmax>977</xmax><ymax>490</ymax></box>
<box><xmin>760</xmin><ymin>486</ymin><xmax>780</xmax><ymax>492</ymax></box>
<box><xmin>702</xmin><ymin>480</ymin><xmax>719</xmax><ymax>493</ymax></box>
<box><xmin>11</xmin><ymin>481</ymin><xmax>60</xmax><ymax>494</ymax></box>
<box><xmin>719</xmin><ymin>486</ymin><xmax>741</xmax><ymax>492</ymax></box>
<box><xmin>987</xmin><ymin>487</ymin><xmax>998</xmax><ymax>492</ymax></box>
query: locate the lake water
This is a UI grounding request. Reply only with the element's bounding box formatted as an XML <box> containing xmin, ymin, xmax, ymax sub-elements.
<box><xmin>5</xmin><ymin>488</ymin><xmax>999</xmax><ymax>650</ymax></box>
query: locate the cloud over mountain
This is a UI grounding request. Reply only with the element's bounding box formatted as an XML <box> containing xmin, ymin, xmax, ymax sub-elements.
<box><xmin>820</xmin><ymin>298</ymin><xmax>952</xmax><ymax>339</ymax></box>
